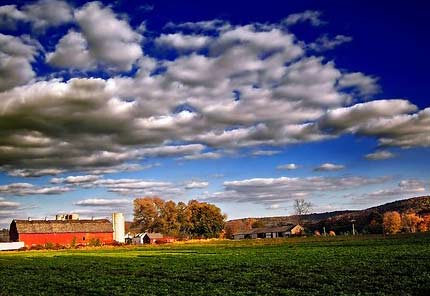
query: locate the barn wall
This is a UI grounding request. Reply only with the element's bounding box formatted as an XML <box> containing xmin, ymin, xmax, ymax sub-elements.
<box><xmin>19</xmin><ymin>232</ymin><xmax>113</xmax><ymax>246</ymax></box>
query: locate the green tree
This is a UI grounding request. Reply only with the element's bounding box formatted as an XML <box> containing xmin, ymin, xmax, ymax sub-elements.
<box><xmin>187</xmin><ymin>200</ymin><xmax>226</xmax><ymax>238</ymax></box>
<box><xmin>161</xmin><ymin>200</ymin><xmax>180</xmax><ymax>236</ymax></box>
<box><xmin>133</xmin><ymin>197</ymin><xmax>164</xmax><ymax>232</ymax></box>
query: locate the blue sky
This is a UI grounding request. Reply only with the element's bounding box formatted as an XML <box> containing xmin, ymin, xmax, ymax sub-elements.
<box><xmin>0</xmin><ymin>0</ymin><xmax>429</xmax><ymax>227</ymax></box>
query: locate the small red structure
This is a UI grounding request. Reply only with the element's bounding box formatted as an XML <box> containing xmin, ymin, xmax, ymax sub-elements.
<box><xmin>9</xmin><ymin>219</ymin><xmax>114</xmax><ymax>247</ymax></box>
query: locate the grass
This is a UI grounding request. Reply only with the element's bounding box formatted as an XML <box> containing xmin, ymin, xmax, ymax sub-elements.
<box><xmin>1</xmin><ymin>234</ymin><xmax>430</xmax><ymax>295</ymax></box>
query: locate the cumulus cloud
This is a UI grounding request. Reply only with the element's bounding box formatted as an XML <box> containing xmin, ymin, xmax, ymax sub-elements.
<box><xmin>207</xmin><ymin>175</ymin><xmax>388</xmax><ymax>204</ymax></box>
<box><xmin>185</xmin><ymin>181</ymin><xmax>209</xmax><ymax>189</ymax></box>
<box><xmin>314</xmin><ymin>163</ymin><xmax>345</xmax><ymax>172</ymax></box>
<box><xmin>156</xmin><ymin>33</ymin><xmax>211</xmax><ymax>50</ymax></box>
<box><xmin>338</xmin><ymin>72</ymin><xmax>380</xmax><ymax>96</ymax></box>
<box><xmin>0</xmin><ymin>34</ymin><xmax>40</xmax><ymax>91</ymax></box>
<box><xmin>0</xmin><ymin>183</ymin><xmax>70</xmax><ymax>196</ymax></box>
<box><xmin>46</xmin><ymin>30</ymin><xmax>95</xmax><ymax>70</ymax></box>
<box><xmin>0</xmin><ymin>5</ymin><xmax>27</xmax><ymax>29</ymax></box>
<box><xmin>308</xmin><ymin>34</ymin><xmax>352</xmax><ymax>52</ymax></box>
<box><xmin>277</xmin><ymin>163</ymin><xmax>299</xmax><ymax>170</ymax></box>
<box><xmin>74</xmin><ymin>198</ymin><xmax>131</xmax><ymax>207</ymax></box>
<box><xmin>0</xmin><ymin>13</ymin><xmax>429</xmax><ymax>176</ymax></box>
<box><xmin>0</xmin><ymin>1</ymin><xmax>72</xmax><ymax>31</ymax></box>
<box><xmin>365</xmin><ymin>150</ymin><xmax>396</xmax><ymax>161</ymax></box>
<box><xmin>72</xmin><ymin>1</ymin><xmax>143</xmax><ymax>71</ymax></box>
<box><xmin>283</xmin><ymin>10</ymin><xmax>326</xmax><ymax>27</ymax></box>
<box><xmin>22</xmin><ymin>0</ymin><xmax>73</xmax><ymax>30</ymax></box>
<box><xmin>319</xmin><ymin>100</ymin><xmax>417</xmax><ymax>134</ymax></box>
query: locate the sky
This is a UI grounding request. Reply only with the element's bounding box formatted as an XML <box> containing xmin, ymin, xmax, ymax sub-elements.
<box><xmin>0</xmin><ymin>0</ymin><xmax>429</xmax><ymax>227</ymax></box>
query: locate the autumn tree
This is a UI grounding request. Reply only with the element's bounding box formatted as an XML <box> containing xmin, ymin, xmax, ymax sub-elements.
<box><xmin>187</xmin><ymin>200</ymin><xmax>226</xmax><ymax>238</ymax></box>
<box><xmin>161</xmin><ymin>200</ymin><xmax>180</xmax><ymax>236</ymax></box>
<box><xmin>383</xmin><ymin>211</ymin><xmax>402</xmax><ymax>234</ymax></box>
<box><xmin>133</xmin><ymin>197</ymin><xmax>161</xmax><ymax>232</ymax></box>
<box><xmin>402</xmin><ymin>212</ymin><xmax>423</xmax><ymax>233</ymax></box>
<box><xmin>224</xmin><ymin>220</ymin><xmax>247</xmax><ymax>239</ymax></box>
<box><xmin>293</xmin><ymin>199</ymin><xmax>312</xmax><ymax>224</ymax></box>
<box><xmin>133</xmin><ymin>197</ymin><xmax>226</xmax><ymax>238</ymax></box>
<box><xmin>418</xmin><ymin>215</ymin><xmax>430</xmax><ymax>232</ymax></box>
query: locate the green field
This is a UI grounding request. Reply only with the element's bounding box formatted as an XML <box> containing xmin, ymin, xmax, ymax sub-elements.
<box><xmin>1</xmin><ymin>234</ymin><xmax>429</xmax><ymax>295</ymax></box>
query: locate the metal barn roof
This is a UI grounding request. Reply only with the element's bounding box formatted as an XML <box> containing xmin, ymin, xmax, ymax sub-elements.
<box><xmin>12</xmin><ymin>219</ymin><xmax>113</xmax><ymax>234</ymax></box>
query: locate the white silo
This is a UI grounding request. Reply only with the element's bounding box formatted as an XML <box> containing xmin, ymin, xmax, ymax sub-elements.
<box><xmin>112</xmin><ymin>212</ymin><xmax>125</xmax><ymax>243</ymax></box>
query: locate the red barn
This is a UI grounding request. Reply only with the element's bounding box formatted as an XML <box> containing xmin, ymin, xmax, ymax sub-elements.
<box><xmin>9</xmin><ymin>219</ymin><xmax>114</xmax><ymax>247</ymax></box>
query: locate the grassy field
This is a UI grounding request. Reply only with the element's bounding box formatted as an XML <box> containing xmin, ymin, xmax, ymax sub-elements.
<box><xmin>1</xmin><ymin>234</ymin><xmax>429</xmax><ymax>295</ymax></box>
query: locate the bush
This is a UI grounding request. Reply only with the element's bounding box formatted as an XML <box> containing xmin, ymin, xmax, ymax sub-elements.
<box><xmin>88</xmin><ymin>238</ymin><xmax>101</xmax><ymax>247</ymax></box>
<box><xmin>70</xmin><ymin>237</ymin><xmax>77</xmax><ymax>249</ymax></box>
<box><xmin>44</xmin><ymin>242</ymin><xmax>55</xmax><ymax>249</ymax></box>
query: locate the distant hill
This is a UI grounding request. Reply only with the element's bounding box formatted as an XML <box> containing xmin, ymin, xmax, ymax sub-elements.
<box><xmin>226</xmin><ymin>196</ymin><xmax>430</xmax><ymax>235</ymax></box>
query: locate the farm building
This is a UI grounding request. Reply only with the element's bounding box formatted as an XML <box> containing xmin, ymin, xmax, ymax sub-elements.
<box><xmin>9</xmin><ymin>213</ymin><xmax>125</xmax><ymax>247</ymax></box>
<box><xmin>132</xmin><ymin>232</ymin><xmax>164</xmax><ymax>245</ymax></box>
<box><xmin>233</xmin><ymin>224</ymin><xmax>304</xmax><ymax>240</ymax></box>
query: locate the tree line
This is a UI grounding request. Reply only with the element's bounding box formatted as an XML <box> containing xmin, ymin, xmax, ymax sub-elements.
<box><xmin>133</xmin><ymin>197</ymin><xmax>226</xmax><ymax>238</ymax></box>
<box><xmin>382</xmin><ymin>211</ymin><xmax>430</xmax><ymax>234</ymax></box>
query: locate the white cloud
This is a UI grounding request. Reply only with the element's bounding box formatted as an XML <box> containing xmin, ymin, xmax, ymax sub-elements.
<box><xmin>156</xmin><ymin>33</ymin><xmax>211</xmax><ymax>50</ymax></box>
<box><xmin>74</xmin><ymin>198</ymin><xmax>131</xmax><ymax>207</ymax></box>
<box><xmin>277</xmin><ymin>163</ymin><xmax>299</xmax><ymax>170</ymax></box>
<box><xmin>0</xmin><ymin>183</ymin><xmax>70</xmax><ymax>196</ymax></box>
<box><xmin>6</xmin><ymin>168</ymin><xmax>65</xmax><ymax>177</ymax></box>
<box><xmin>180</xmin><ymin>152</ymin><xmax>222</xmax><ymax>160</ymax></box>
<box><xmin>0</xmin><ymin>1</ymin><xmax>72</xmax><ymax>31</ymax></box>
<box><xmin>46</xmin><ymin>30</ymin><xmax>95</xmax><ymax>70</ymax></box>
<box><xmin>320</xmin><ymin>100</ymin><xmax>417</xmax><ymax>134</ymax></box>
<box><xmin>338</xmin><ymin>72</ymin><xmax>380</xmax><ymax>96</ymax></box>
<box><xmin>0</xmin><ymin>5</ymin><xmax>27</xmax><ymax>29</ymax></box>
<box><xmin>0</xmin><ymin>15</ymin><xmax>428</xmax><ymax>176</ymax></box>
<box><xmin>73</xmin><ymin>1</ymin><xmax>143</xmax><ymax>71</ymax></box>
<box><xmin>207</xmin><ymin>175</ymin><xmax>388</xmax><ymax>205</ymax></box>
<box><xmin>164</xmin><ymin>19</ymin><xmax>231</xmax><ymax>32</ymax></box>
<box><xmin>252</xmin><ymin>150</ymin><xmax>281</xmax><ymax>156</ymax></box>
<box><xmin>283</xmin><ymin>10</ymin><xmax>325</xmax><ymax>27</ymax></box>
<box><xmin>308</xmin><ymin>34</ymin><xmax>352</xmax><ymax>52</ymax></box>
<box><xmin>350</xmin><ymin>179</ymin><xmax>427</xmax><ymax>205</ymax></box>
<box><xmin>0</xmin><ymin>34</ymin><xmax>39</xmax><ymax>91</ymax></box>
<box><xmin>0</xmin><ymin>198</ymin><xmax>20</xmax><ymax>209</ymax></box>
<box><xmin>185</xmin><ymin>181</ymin><xmax>209</xmax><ymax>189</ymax></box>
<box><xmin>22</xmin><ymin>0</ymin><xmax>73</xmax><ymax>30</ymax></box>
<box><xmin>51</xmin><ymin>175</ymin><xmax>101</xmax><ymax>185</ymax></box>
<box><xmin>365</xmin><ymin>150</ymin><xmax>396</xmax><ymax>161</ymax></box>
<box><xmin>314</xmin><ymin>163</ymin><xmax>345</xmax><ymax>172</ymax></box>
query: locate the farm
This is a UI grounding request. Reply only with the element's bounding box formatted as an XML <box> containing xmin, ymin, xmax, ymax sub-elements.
<box><xmin>1</xmin><ymin>234</ymin><xmax>429</xmax><ymax>295</ymax></box>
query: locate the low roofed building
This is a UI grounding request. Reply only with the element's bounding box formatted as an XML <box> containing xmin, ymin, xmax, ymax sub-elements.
<box><xmin>10</xmin><ymin>219</ymin><xmax>114</xmax><ymax>247</ymax></box>
<box><xmin>233</xmin><ymin>224</ymin><xmax>304</xmax><ymax>240</ymax></box>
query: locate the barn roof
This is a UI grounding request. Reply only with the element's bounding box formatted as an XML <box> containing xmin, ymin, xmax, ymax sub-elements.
<box><xmin>233</xmin><ymin>224</ymin><xmax>301</xmax><ymax>236</ymax></box>
<box><xmin>12</xmin><ymin>219</ymin><xmax>113</xmax><ymax>234</ymax></box>
<box><xmin>144</xmin><ymin>232</ymin><xmax>163</xmax><ymax>239</ymax></box>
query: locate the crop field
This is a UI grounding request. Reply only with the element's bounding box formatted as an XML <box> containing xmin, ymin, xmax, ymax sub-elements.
<box><xmin>1</xmin><ymin>234</ymin><xmax>429</xmax><ymax>296</ymax></box>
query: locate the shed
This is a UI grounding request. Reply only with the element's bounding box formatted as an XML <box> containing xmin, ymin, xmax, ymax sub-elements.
<box><xmin>132</xmin><ymin>232</ymin><xmax>163</xmax><ymax>244</ymax></box>
<box><xmin>9</xmin><ymin>219</ymin><xmax>114</xmax><ymax>247</ymax></box>
<box><xmin>233</xmin><ymin>224</ymin><xmax>304</xmax><ymax>240</ymax></box>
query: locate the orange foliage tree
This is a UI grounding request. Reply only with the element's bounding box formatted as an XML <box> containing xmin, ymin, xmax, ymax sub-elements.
<box><xmin>402</xmin><ymin>212</ymin><xmax>423</xmax><ymax>233</ymax></box>
<box><xmin>383</xmin><ymin>211</ymin><xmax>402</xmax><ymax>234</ymax></box>
<box><xmin>417</xmin><ymin>215</ymin><xmax>430</xmax><ymax>232</ymax></box>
